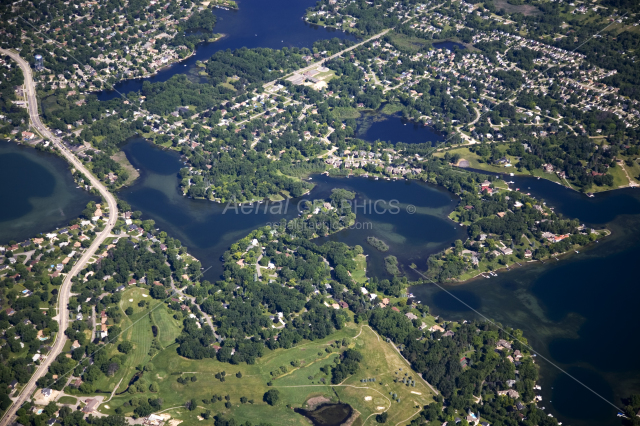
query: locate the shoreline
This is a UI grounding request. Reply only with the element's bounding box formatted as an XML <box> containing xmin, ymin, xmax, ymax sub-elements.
<box><xmin>85</xmin><ymin>33</ymin><xmax>227</xmax><ymax>96</ymax></box>
<box><xmin>442</xmin><ymin>228</ymin><xmax>611</xmax><ymax>287</ymax></box>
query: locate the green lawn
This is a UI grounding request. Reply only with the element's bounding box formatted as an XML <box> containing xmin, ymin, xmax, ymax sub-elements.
<box><xmin>58</xmin><ymin>396</ymin><xmax>78</xmax><ymax>405</ymax></box>
<box><xmin>151</xmin><ymin>306</ymin><xmax>183</xmax><ymax>348</ymax></box>
<box><xmin>351</xmin><ymin>254</ymin><xmax>368</xmax><ymax>285</ymax></box>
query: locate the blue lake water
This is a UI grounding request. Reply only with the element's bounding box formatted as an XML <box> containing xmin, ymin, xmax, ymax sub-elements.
<box><xmin>97</xmin><ymin>0</ymin><xmax>358</xmax><ymax>100</ymax></box>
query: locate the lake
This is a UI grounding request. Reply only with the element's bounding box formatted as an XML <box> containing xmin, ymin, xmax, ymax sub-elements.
<box><xmin>97</xmin><ymin>0</ymin><xmax>358</xmax><ymax>100</ymax></box>
<box><xmin>118</xmin><ymin>139</ymin><xmax>464</xmax><ymax>281</ymax></box>
<box><xmin>356</xmin><ymin>110</ymin><xmax>445</xmax><ymax>146</ymax></box>
<box><xmin>410</xmin><ymin>175</ymin><xmax>640</xmax><ymax>426</ymax></box>
<box><xmin>0</xmin><ymin>141</ymin><xmax>97</xmax><ymax>244</ymax></box>
<box><xmin>118</xmin><ymin>140</ymin><xmax>640</xmax><ymax>426</ymax></box>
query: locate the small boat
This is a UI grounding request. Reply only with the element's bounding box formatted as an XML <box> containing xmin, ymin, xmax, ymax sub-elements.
<box><xmin>575</xmin><ymin>250</ymin><xmax>579</xmax><ymax>253</ymax></box>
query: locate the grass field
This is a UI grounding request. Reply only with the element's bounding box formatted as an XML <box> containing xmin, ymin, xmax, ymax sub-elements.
<box><xmin>97</xmin><ymin>323</ymin><xmax>435</xmax><ymax>426</ymax></box>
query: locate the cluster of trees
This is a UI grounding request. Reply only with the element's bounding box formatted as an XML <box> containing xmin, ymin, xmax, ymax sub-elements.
<box><xmin>367</xmin><ymin>309</ymin><xmax>552</xmax><ymax>425</ymax></box>
<box><xmin>183</xmin><ymin>9</ymin><xmax>217</xmax><ymax>31</ymax></box>
<box><xmin>0</xmin><ymin>58</ymin><xmax>28</xmax><ymax>136</ymax></box>
<box><xmin>205</xmin><ymin>47</ymin><xmax>308</xmax><ymax>87</ymax></box>
<box><xmin>330</xmin><ymin>348</ymin><xmax>362</xmax><ymax>384</ymax></box>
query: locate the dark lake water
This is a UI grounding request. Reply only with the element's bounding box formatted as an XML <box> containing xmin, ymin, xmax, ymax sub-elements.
<box><xmin>356</xmin><ymin>111</ymin><xmax>445</xmax><ymax>146</ymax></box>
<box><xmin>411</xmin><ymin>173</ymin><xmax>640</xmax><ymax>426</ymax></box>
<box><xmin>294</xmin><ymin>403</ymin><xmax>353</xmax><ymax>426</ymax></box>
<box><xmin>97</xmin><ymin>0</ymin><xmax>358</xmax><ymax>100</ymax></box>
<box><xmin>118</xmin><ymin>139</ymin><xmax>463</xmax><ymax>280</ymax></box>
<box><xmin>0</xmin><ymin>141</ymin><xmax>97</xmax><ymax>244</ymax></box>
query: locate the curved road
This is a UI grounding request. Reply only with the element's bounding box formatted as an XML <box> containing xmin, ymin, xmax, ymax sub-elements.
<box><xmin>0</xmin><ymin>48</ymin><xmax>119</xmax><ymax>426</ymax></box>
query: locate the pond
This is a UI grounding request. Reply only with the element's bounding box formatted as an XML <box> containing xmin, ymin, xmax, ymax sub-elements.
<box><xmin>97</xmin><ymin>0</ymin><xmax>358</xmax><ymax>100</ymax></box>
<box><xmin>0</xmin><ymin>141</ymin><xmax>97</xmax><ymax>244</ymax></box>
<box><xmin>432</xmin><ymin>40</ymin><xmax>466</xmax><ymax>51</ymax></box>
<box><xmin>294</xmin><ymin>403</ymin><xmax>353</xmax><ymax>426</ymax></box>
<box><xmin>356</xmin><ymin>110</ymin><xmax>444</xmax><ymax>146</ymax></box>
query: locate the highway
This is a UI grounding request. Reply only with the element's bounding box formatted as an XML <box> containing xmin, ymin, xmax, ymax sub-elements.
<box><xmin>0</xmin><ymin>48</ymin><xmax>119</xmax><ymax>426</ymax></box>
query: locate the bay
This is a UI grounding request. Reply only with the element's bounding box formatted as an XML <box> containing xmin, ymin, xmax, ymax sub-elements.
<box><xmin>97</xmin><ymin>0</ymin><xmax>358</xmax><ymax>100</ymax></box>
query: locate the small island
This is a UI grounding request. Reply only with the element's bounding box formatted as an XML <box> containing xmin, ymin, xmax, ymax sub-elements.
<box><xmin>384</xmin><ymin>255</ymin><xmax>401</xmax><ymax>276</ymax></box>
<box><xmin>366</xmin><ymin>236</ymin><xmax>389</xmax><ymax>252</ymax></box>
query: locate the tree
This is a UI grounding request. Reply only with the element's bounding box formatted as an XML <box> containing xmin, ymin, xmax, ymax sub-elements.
<box><xmin>188</xmin><ymin>398</ymin><xmax>197</xmax><ymax>411</ymax></box>
<box><xmin>263</xmin><ymin>389</ymin><xmax>280</xmax><ymax>406</ymax></box>
<box><xmin>118</xmin><ymin>341</ymin><xmax>133</xmax><ymax>354</ymax></box>
<box><xmin>125</xmin><ymin>307</ymin><xmax>133</xmax><ymax>316</ymax></box>
<box><xmin>376</xmin><ymin>412</ymin><xmax>388</xmax><ymax>423</ymax></box>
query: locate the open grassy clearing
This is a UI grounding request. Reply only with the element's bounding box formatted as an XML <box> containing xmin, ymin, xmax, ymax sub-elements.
<box><xmin>388</xmin><ymin>32</ymin><xmax>430</xmax><ymax>52</ymax></box>
<box><xmin>97</xmin><ymin>323</ymin><xmax>435</xmax><ymax>426</ymax></box>
<box><xmin>111</xmin><ymin>151</ymin><xmax>140</xmax><ymax>186</ymax></box>
<box><xmin>331</xmin><ymin>106</ymin><xmax>361</xmax><ymax>120</ymax></box>
<box><xmin>151</xmin><ymin>307</ymin><xmax>183</xmax><ymax>348</ymax></box>
<box><xmin>351</xmin><ymin>254</ymin><xmax>368</xmax><ymax>285</ymax></box>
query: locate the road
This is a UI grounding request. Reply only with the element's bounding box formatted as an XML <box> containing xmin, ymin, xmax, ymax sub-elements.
<box><xmin>262</xmin><ymin>28</ymin><xmax>392</xmax><ymax>90</ymax></box>
<box><xmin>0</xmin><ymin>48</ymin><xmax>119</xmax><ymax>426</ymax></box>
